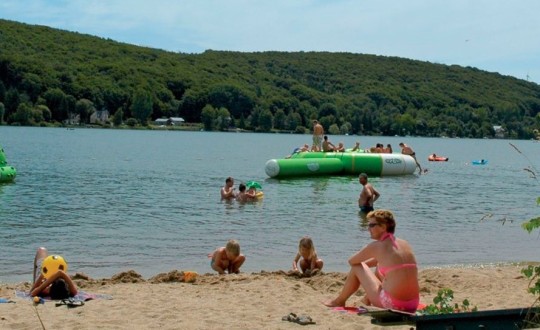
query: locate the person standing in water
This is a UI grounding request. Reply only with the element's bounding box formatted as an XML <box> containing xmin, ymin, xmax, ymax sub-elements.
<box><xmin>220</xmin><ymin>177</ymin><xmax>235</xmax><ymax>200</ymax></box>
<box><xmin>358</xmin><ymin>173</ymin><xmax>380</xmax><ymax>213</ymax></box>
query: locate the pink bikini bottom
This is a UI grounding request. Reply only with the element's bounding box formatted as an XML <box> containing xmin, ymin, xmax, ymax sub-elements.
<box><xmin>379</xmin><ymin>289</ymin><xmax>419</xmax><ymax>313</ymax></box>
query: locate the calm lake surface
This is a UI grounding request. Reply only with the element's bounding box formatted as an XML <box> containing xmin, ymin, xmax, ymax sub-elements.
<box><xmin>1</xmin><ymin>126</ymin><xmax>539</xmax><ymax>283</ymax></box>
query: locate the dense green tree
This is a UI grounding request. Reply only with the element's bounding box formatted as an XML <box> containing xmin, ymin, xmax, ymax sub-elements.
<box><xmin>328</xmin><ymin>123</ymin><xmax>340</xmax><ymax>135</ymax></box>
<box><xmin>340</xmin><ymin>122</ymin><xmax>352</xmax><ymax>135</ymax></box>
<box><xmin>125</xmin><ymin>118</ymin><xmax>138</xmax><ymax>127</ymax></box>
<box><xmin>64</xmin><ymin>95</ymin><xmax>77</xmax><ymax>122</ymax></box>
<box><xmin>258</xmin><ymin>109</ymin><xmax>273</xmax><ymax>132</ymax></box>
<box><xmin>103</xmin><ymin>89</ymin><xmax>128</xmax><ymax>117</ymax></box>
<box><xmin>113</xmin><ymin>107</ymin><xmax>124</xmax><ymax>127</ymax></box>
<box><xmin>130</xmin><ymin>90</ymin><xmax>153</xmax><ymax>126</ymax></box>
<box><xmin>21</xmin><ymin>73</ymin><xmax>43</xmax><ymax>103</ymax></box>
<box><xmin>76</xmin><ymin>99</ymin><xmax>95</xmax><ymax>124</ymax></box>
<box><xmin>285</xmin><ymin>111</ymin><xmax>302</xmax><ymax>131</ymax></box>
<box><xmin>0</xmin><ymin>81</ymin><xmax>5</xmax><ymax>102</ymax></box>
<box><xmin>4</xmin><ymin>88</ymin><xmax>20</xmax><ymax>119</ymax></box>
<box><xmin>237</xmin><ymin>113</ymin><xmax>246</xmax><ymax>129</ymax></box>
<box><xmin>200</xmin><ymin>104</ymin><xmax>216</xmax><ymax>131</ymax></box>
<box><xmin>35</xmin><ymin>105</ymin><xmax>51</xmax><ymax>122</ymax></box>
<box><xmin>167</xmin><ymin>79</ymin><xmax>190</xmax><ymax>100</ymax></box>
<box><xmin>180</xmin><ymin>89</ymin><xmax>206</xmax><ymax>123</ymax></box>
<box><xmin>0</xmin><ymin>102</ymin><xmax>5</xmax><ymax>123</ymax></box>
<box><xmin>215</xmin><ymin>107</ymin><xmax>231</xmax><ymax>131</ymax></box>
<box><xmin>43</xmin><ymin>88</ymin><xmax>66</xmax><ymax>122</ymax></box>
<box><xmin>319</xmin><ymin>103</ymin><xmax>338</xmax><ymax>118</ymax></box>
<box><xmin>319</xmin><ymin>115</ymin><xmax>336</xmax><ymax>132</ymax></box>
<box><xmin>208</xmin><ymin>84</ymin><xmax>254</xmax><ymax>119</ymax></box>
<box><xmin>13</xmin><ymin>103</ymin><xmax>32</xmax><ymax>125</ymax></box>
<box><xmin>273</xmin><ymin>109</ymin><xmax>286</xmax><ymax>130</ymax></box>
<box><xmin>1</xmin><ymin>18</ymin><xmax>540</xmax><ymax>137</ymax></box>
<box><xmin>248</xmin><ymin>106</ymin><xmax>261</xmax><ymax>130</ymax></box>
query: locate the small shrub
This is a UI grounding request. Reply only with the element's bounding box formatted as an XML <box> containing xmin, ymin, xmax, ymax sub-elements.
<box><xmin>419</xmin><ymin>288</ymin><xmax>477</xmax><ymax>315</ymax></box>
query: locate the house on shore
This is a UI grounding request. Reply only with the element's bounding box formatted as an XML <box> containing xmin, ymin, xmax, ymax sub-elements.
<box><xmin>493</xmin><ymin>125</ymin><xmax>506</xmax><ymax>138</ymax></box>
<box><xmin>154</xmin><ymin>117</ymin><xmax>185</xmax><ymax>126</ymax></box>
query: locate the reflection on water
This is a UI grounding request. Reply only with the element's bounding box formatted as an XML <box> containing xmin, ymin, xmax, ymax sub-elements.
<box><xmin>0</xmin><ymin>127</ymin><xmax>539</xmax><ymax>282</ymax></box>
<box><xmin>357</xmin><ymin>210</ymin><xmax>369</xmax><ymax>227</ymax></box>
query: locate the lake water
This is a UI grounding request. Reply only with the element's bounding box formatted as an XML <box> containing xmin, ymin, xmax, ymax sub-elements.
<box><xmin>1</xmin><ymin>126</ymin><xmax>539</xmax><ymax>283</ymax></box>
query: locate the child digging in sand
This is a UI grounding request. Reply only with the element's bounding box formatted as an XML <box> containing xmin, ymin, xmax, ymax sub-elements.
<box><xmin>292</xmin><ymin>236</ymin><xmax>324</xmax><ymax>276</ymax></box>
<box><xmin>208</xmin><ymin>239</ymin><xmax>246</xmax><ymax>274</ymax></box>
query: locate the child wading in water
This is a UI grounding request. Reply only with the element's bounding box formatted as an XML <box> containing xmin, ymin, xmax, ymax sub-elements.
<box><xmin>292</xmin><ymin>236</ymin><xmax>324</xmax><ymax>276</ymax></box>
<box><xmin>208</xmin><ymin>239</ymin><xmax>246</xmax><ymax>274</ymax></box>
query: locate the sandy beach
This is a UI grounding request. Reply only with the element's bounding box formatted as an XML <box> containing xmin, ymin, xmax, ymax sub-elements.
<box><xmin>0</xmin><ymin>264</ymin><xmax>535</xmax><ymax>329</ymax></box>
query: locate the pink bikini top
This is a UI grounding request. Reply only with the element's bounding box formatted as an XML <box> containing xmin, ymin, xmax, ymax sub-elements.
<box><xmin>378</xmin><ymin>232</ymin><xmax>417</xmax><ymax>276</ymax></box>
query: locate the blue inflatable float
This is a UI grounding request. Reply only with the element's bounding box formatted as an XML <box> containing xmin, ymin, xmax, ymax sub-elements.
<box><xmin>472</xmin><ymin>159</ymin><xmax>488</xmax><ymax>165</ymax></box>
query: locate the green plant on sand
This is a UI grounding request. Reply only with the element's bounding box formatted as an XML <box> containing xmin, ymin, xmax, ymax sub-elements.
<box><xmin>509</xmin><ymin>143</ymin><xmax>540</xmax><ymax>328</ymax></box>
<box><xmin>419</xmin><ymin>288</ymin><xmax>477</xmax><ymax>315</ymax></box>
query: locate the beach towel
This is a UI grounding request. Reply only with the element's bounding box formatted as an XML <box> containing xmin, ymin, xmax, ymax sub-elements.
<box><xmin>332</xmin><ymin>306</ymin><xmax>369</xmax><ymax>314</ymax></box>
<box><xmin>15</xmin><ymin>290</ymin><xmax>112</xmax><ymax>302</ymax></box>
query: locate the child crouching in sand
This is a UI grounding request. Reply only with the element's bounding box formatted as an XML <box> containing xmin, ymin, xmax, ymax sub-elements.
<box><xmin>292</xmin><ymin>236</ymin><xmax>324</xmax><ymax>276</ymax></box>
<box><xmin>208</xmin><ymin>239</ymin><xmax>246</xmax><ymax>274</ymax></box>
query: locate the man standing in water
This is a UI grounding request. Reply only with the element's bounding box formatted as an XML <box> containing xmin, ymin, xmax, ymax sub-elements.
<box><xmin>312</xmin><ymin>120</ymin><xmax>324</xmax><ymax>151</ymax></box>
<box><xmin>220</xmin><ymin>177</ymin><xmax>235</xmax><ymax>200</ymax></box>
<box><xmin>358</xmin><ymin>173</ymin><xmax>380</xmax><ymax>213</ymax></box>
<box><xmin>399</xmin><ymin>142</ymin><xmax>423</xmax><ymax>174</ymax></box>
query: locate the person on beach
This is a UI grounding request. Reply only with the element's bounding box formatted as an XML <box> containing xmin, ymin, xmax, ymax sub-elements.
<box><xmin>323</xmin><ymin>209</ymin><xmax>420</xmax><ymax>313</ymax></box>
<box><xmin>220</xmin><ymin>177</ymin><xmax>235</xmax><ymax>200</ymax></box>
<box><xmin>358</xmin><ymin>173</ymin><xmax>380</xmax><ymax>213</ymax></box>
<box><xmin>312</xmin><ymin>120</ymin><xmax>324</xmax><ymax>151</ymax></box>
<box><xmin>292</xmin><ymin>236</ymin><xmax>324</xmax><ymax>276</ymax></box>
<box><xmin>208</xmin><ymin>240</ymin><xmax>246</xmax><ymax>274</ymax></box>
<box><xmin>31</xmin><ymin>247</ymin><xmax>78</xmax><ymax>298</ymax></box>
<box><xmin>399</xmin><ymin>142</ymin><xmax>422</xmax><ymax>174</ymax></box>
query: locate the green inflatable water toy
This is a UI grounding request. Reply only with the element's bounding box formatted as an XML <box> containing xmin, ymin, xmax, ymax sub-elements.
<box><xmin>265</xmin><ymin>151</ymin><xmax>416</xmax><ymax>178</ymax></box>
<box><xmin>0</xmin><ymin>146</ymin><xmax>17</xmax><ymax>183</ymax></box>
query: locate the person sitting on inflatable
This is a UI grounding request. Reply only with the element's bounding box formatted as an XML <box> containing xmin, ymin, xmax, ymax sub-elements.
<box><xmin>322</xmin><ymin>136</ymin><xmax>336</xmax><ymax>152</ymax></box>
<box><xmin>334</xmin><ymin>142</ymin><xmax>346</xmax><ymax>152</ymax></box>
<box><xmin>31</xmin><ymin>247</ymin><xmax>78</xmax><ymax>299</ymax></box>
<box><xmin>244</xmin><ymin>181</ymin><xmax>263</xmax><ymax>200</ymax></box>
<box><xmin>351</xmin><ymin>142</ymin><xmax>361</xmax><ymax>152</ymax></box>
<box><xmin>245</xmin><ymin>186</ymin><xmax>258</xmax><ymax>201</ymax></box>
<box><xmin>285</xmin><ymin>144</ymin><xmax>310</xmax><ymax>158</ymax></box>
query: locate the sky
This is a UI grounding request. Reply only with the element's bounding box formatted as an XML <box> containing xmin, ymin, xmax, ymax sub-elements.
<box><xmin>1</xmin><ymin>0</ymin><xmax>539</xmax><ymax>84</ymax></box>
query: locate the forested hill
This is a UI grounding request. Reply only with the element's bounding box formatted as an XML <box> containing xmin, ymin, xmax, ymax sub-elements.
<box><xmin>1</xmin><ymin>19</ymin><xmax>539</xmax><ymax>139</ymax></box>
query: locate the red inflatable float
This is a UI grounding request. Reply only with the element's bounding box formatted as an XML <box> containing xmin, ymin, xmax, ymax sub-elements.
<box><xmin>428</xmin><ymin>154</ymin><xmax>449</xmax><ymax>161</ymax></box>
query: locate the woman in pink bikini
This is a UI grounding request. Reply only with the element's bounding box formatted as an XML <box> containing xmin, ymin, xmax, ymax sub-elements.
<box><xmin>323</xmin><ymin>209</ymin><xmax>420</xmax><ymax>313</ymax></box>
